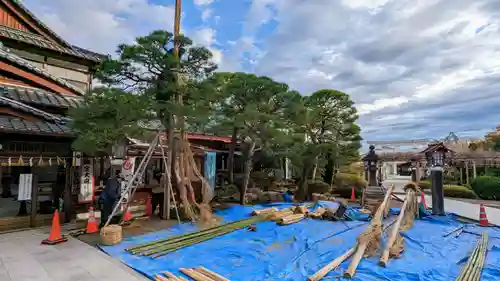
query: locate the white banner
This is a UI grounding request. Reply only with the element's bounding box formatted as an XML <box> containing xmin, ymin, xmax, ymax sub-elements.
<box><xmin>18</xmin><ymin>174</ymin><xmax>32</xmax><ymax>201</ymax></box>
<box><xmin>78</xmin><ymin>163</ymin><xmax>94</xmax><ymax>203</ymax></box>
<box><xmin>73</xmin><ymin>151</ymin><xmax>82</xmax><ymax>167</ymax></box>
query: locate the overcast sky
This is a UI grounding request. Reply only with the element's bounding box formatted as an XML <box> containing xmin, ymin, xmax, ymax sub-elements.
<box><xmin>22</xmin><ymin>0</ymin><xmax>500</xmax><ymax>143</ymax></box>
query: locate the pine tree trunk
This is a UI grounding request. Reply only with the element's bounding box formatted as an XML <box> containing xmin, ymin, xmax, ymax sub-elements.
<box><xmin>163</xmin><ymin>114</ymin><xmax>174</xmax><ymax>220</ymax></box>
<box><xmin>311</xmin><ymin>156</ymin><xmax>319</xmax><ymax>180</ymax></box>
<box><xmin>228</xmin><ymin>127</ymin><xmax>238</xmax><ymax>184</ymax></box>
<box><xmin>297</xmin><ymin>163</ymin><xmax>313</xmax><ymax>201</ymax></box>
<box><xmin>240</xmin><ymin>140</ymin><xmax>256</xmax><ymax>205</ymax></box>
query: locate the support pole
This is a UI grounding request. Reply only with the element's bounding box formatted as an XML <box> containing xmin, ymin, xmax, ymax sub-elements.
<box><xmin>431</xmin><ymin>166</ymin><xmax>445</xmax><ymax>216</ymax></box>
<box><xmin>411</xmin><ymin>167</ymin><xmax>417</xmax><ymax>182</ymax></box>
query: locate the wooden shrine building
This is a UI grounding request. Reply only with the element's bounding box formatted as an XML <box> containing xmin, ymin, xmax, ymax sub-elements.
<box><xmin>0</xmin><ymin>0</ymin><xmax>102</xmax><ymax>231</ymax></box>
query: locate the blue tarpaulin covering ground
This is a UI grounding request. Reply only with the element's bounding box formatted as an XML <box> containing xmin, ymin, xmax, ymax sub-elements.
<box><xmin>99</xmin><ymin>202</ymin><xmax>500</xmax><ymax>280</ymax></box>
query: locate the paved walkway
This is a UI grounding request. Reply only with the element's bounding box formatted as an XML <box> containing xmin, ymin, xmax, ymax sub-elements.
<box><xmin>0</xmin><ymin>229</ymin><xmax>148</xmax><ymax>281</ymax></box>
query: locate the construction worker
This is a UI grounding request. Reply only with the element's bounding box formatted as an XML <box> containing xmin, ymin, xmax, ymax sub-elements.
<box><xmin>151</xmin><ymin>169</ymin><xmax>164</xmax><ymax>218</ymax></box>
<box><xmin>99</xmin><ymin>170</ymin><xmax>122</xmax><ymax>227</ymax></box>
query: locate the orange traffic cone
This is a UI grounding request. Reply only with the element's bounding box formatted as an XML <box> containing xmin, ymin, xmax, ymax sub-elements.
<box><xmin>420</xmin><ymin>192</ymin><xmax>428</xmax><ymax>209</ymax></box>
<box><xmin>86</xmin><ymin>206</ymin><xmax>99</xmax><ymax>234</ymax></box>
<box><xmin>123</xmin><ymin>208</ymin><xmax>133</xmax><ymax>222</ymax></box>
<box><xmin>41</xmin><ymin>209</ymin><xmax>68</xmax><ymax>245</ymax></box>
<box><xmin>350</xmin><ymin>187</ymin><xmax>356</xmax><ymax>201</ymax></box>
<box><xmin>479</xmin><ymin>204</ymin><xmax>489</xmax><ymax>227</ymax></box>
<box><xmin>145</xmin><ymin>196</ymin><xmax>152</xmax><ymax>217</ymax></box>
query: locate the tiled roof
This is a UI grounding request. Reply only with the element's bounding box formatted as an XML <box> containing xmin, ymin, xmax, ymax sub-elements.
<box><xmin>0</xmin><ymin>25</ymin><xmax>103</xmax><ymax>62</ymax></box>
<box><xmin>0</xmin><ymin>47</ymin><xmax>85</xmax><ymax>95</ymax></box>
<box><xmin>0</xmin><ymin>95</ymin><xmax>63</xmax><ymax>122</ymax></box>
<box><xmin>0</xmin><ymin>84</ymin><xmax>82</xmax><ymax>108</ymax></box>
<box><xmin>9</xmin><ymin>0</ymin><xmax>72</xmax><ymax>47</ymax></box>
<box><xmin>0</xmin><ymin>115</ymin><xmax>70</xmax><ymax>135</ymax></box>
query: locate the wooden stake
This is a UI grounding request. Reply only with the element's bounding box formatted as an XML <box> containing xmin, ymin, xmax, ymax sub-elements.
<box><xmin>379</xmin><ymin>191</ymin><xmax>410</xmax><ymax>267</ymax></box>
<box><xmin>307</xmin><ymin>247</ymin><xmax>355</xmax><ymax>281</ymax></box>
<box><xmin>344</xmin><ymin>243</ymin><xmax>367</xmax><ymax>278</ymax></box>
<box><xmin>344</xmin><ymin>184</ymin><xmax>394</xmax><ymax>279</ymax></box>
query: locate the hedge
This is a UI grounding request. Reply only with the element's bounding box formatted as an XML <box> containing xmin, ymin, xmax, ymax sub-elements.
<box><xmin>471</xmin><ymin>176</ymin><xmax>500</xmax><ymax>200</ymax></box>
<box><xmin>334</xmin><ymin>173</ymin><xmax>366</xmax><ymax>188</ymax></box>
<box><xmin>444</xmin><ymin>185</ymin><xmax>477</xmax><ymax>199</ymax></box>
<box><xmin>419</xmin><ymin>180</ymin><xmax>431</xmax><ymax>190</ymax></box>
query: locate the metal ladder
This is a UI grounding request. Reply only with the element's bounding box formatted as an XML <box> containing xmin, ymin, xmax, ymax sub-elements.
<box><xmin>104</xmin><ymin>133</ymin><xmax>160</xmax><ymax>227</ymax></box>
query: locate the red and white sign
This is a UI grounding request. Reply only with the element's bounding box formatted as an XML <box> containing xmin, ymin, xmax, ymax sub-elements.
<box><xmin>123</xmin><ymin>158</ymin><xmax>133</xmax><ymax>170</ymax></box>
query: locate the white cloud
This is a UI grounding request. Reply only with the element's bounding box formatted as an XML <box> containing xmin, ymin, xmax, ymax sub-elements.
<box><xmin>248</xmin><ymin>0</ymin><xmax>500</xmax><ymax>140</ymax></box>
<box><xmin>191</xmin><ymin>28</ymin><xmax>217</xmax><ymax>46</ymax></box>
<box><xmin>193</xmin><ymin>0</ymin><xmax>214</xmax><ymax>6</ymax></box>
<box><xmin>201</xmin><ymin>8</ymin><xmax>213</xmax><ymax>22</ymax></box>
<box><xmin>22</xmin><ymin>0</ymin><xmax>175</xmax><ymax>53</ymax></box>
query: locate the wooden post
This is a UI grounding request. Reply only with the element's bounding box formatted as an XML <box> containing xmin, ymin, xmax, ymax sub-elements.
<box><xmin>30</xmin><ymin>167</ymin><xmax>38</xmax><ymax>227</ymax></box>
<box><xmin>472</xmin><ymin>161</ymin><xmax>477</xmax><ymax>179</ymax></box>
<box><xmin>465</xmin><ymin>161</ymin><xmax>469</xmax><ymax>185</ymax></box>
<box><xmin>460</xmin><ymin>167</ymin><xmax>463</xmax><ymax>184</ymax></box>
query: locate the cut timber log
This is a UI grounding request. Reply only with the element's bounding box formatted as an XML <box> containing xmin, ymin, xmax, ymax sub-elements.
<box><xmin>294</xmin><ymin>205</ymin><xmax>309</xmax><ymax>214</ymax></box>
<box><xmin>308</xmin><ymin>207</ymin><xmax>326</xmax><ymax>219</ymax></box>
<box><xmin>180</xmin><ymin>268</ymin><xmax>215</xmax><ymax>281</ymax></box>
<box><xmin>251</xmin><ymin>207</ymin><xmax>278</xmax><ymax>216</ymax></box>
<box><xmin>198</xmin><ymin>266</ymin><xmax>231</xmax><ymax>281</ymax></box>
<box><xmin>270</xmin><ymin>210</ymin><xmax>294</xmax><ymax>221</ymax></box>
<box><xmin>307</xmin><ymin>247</ymin><xmax>355</xmax><ymax>281</ymax></box>
<box><xmin>379</xmin><ymin>193</ymin><xmax>409</xmax><ymax>267</ymax></box>
<box><xmin>344</xmin><ymin>184</ymin><xmax>394</xmax><ymax>279</ymax></box>
<box><xmin>278</xmin><ymin>214</ymin><xmax>305</xmax><ymax>225</ymax></box>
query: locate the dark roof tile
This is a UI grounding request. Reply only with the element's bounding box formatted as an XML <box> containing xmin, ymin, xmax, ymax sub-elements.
<box><xmin>0</xmin><ymin>25</ymin><xmax>102</xmax><ymax>62</ymax></box>
<box><xmin>0</xmin><ymin>84</ymin><xmax>82</xmax><ymax>109</ymax></box>
<box><xmin>0</xmin><ymin>115</ymin><xmax>71</xmax><ymax>135</ymax></box>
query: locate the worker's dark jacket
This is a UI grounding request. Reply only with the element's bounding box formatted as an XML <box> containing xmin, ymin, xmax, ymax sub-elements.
<box><xmin>100</xmin><ymin>177</ymin><xmax>121</xmax><ymax>224</ymax></box>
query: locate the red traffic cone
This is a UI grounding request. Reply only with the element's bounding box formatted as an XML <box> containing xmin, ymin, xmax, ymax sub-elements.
<box><xmin>350</xmin><ymin>187</ymin><xmax>356</xmax><ymax>201</ymax></box>
<box><xmin>41</xmin><ymin>209</ymin><xmax>68</xmax><ymax>245</ymax></box>
<box><xmin>145</xmin><ymin>196</ymin><xmax>152</xmax><ymax>217</ymax></box>
<box><xmin>123</xmin><ymin>208</ymin><xmax>133</xmax><ymax>222</ymax></box>
<box><xmin>479</xmin><ymin>204</ymin><xmax>489</xmax><ymax>227</ymax></box>
<box><xmin>86</xmin><ymin>206</ymin><xmax>99</xmax><ymax>234</ymax></box>
<box><xmin>420</xmin><ymin>192</ymin><xmax>428</xmax><ymax>209</ymax></box>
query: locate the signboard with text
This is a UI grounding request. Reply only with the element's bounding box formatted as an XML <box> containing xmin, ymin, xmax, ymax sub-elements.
<box><xmin>78</xmin><ymin>163</ymin><xmax>95</xmax><ymax>203</ymax></box>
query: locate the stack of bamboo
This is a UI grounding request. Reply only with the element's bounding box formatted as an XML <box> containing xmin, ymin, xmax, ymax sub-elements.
<box><xmin>454</xmin><ymin>232</ymin><xmax>489</xmax><ymax>281</ymax></box>
<box><xmin>126</xmin><ymin>215</ymin><xmax>268</xmax><ymax>258</ymax></box>
<box><xmin>379</xmin><ymin>182</ymin><xmax>419</xmax><ymax>267</ymax></box>
<box><xmin>155</xmin><ymin>267</ymin><xmax>231</xmax><ymax>281</ymax></box>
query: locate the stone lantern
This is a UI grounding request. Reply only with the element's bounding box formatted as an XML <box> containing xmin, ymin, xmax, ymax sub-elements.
<box><xmin>363</xmin><ymin>145</ymin><xmax>379</xmax><ymax>187</ymax></box>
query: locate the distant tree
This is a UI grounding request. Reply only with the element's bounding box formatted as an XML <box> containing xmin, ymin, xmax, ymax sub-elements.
<box><xmin>207</xmin><ymin>73</ymin><xmax>292</xmax><ymax>204</ymax></box>
<box><xmin>286</xmin><ymin>89</ymin><xmax>362</xmax><ymax>200</ymax></box>
<box><xmin>70</xmin><ymin>88</ymin><xmax>152</xmax><ymax>155</ymax></box>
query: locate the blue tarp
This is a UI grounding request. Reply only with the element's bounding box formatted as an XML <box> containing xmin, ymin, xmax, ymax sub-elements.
<box><xmin>100</xmin><ymin>202</ymin><xmax>500</xmax><ymax>280</ymax></box>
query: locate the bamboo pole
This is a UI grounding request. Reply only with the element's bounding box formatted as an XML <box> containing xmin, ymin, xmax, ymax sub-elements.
<box><xmin>307</xmin><ymin>247</ymin><xmax>355</xmax><ymax>281</ymax></box>
<box><xmin>180</xmin><ymin>268</ymin><xmax>215</xmax><ymax>281</ymax></box>
<box><xmin>197</xmin><ymin>266</ymin><xmax>231</xmax><ymax>281</ymax></box>
<box><xmin>344</xmin><ymin>243</ymin><xmax>367</xmax><ymax>279</ymax></box>
<box><xmin>343</xmin><ymin>184</ymin><xmax>394</xmax><ymax>279</ymax></box>
<box><xmin>379</xmin><ymin>192</ymin><xmax>410</xmax><ymax>267</ymax></box>
<box><xmin>163</xmin><ymin>271</ymin><xmax>181</xmax><ymax>281</ymax></box>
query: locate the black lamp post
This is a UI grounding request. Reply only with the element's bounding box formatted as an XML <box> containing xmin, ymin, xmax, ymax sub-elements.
<box><xmin>410</xmin><ymin>157</ymin><xmax>417</xmax><ymax>182</ymax></box>
<box><xmin>363</xmin><ymin>145</ymin><xmax>379</xmax><ymax>187</ymax></box>
<box><xmin>426</xmin><ymin>146</ymin><xmax>447</xmax><ymax>216</ymax></box>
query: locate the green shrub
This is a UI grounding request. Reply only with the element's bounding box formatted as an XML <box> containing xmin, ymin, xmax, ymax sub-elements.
<box><xmin>471</xmin><ymin>176</ymin><xmax>500</xmax><ymax>200</ymax></box>
<box><xmin>418</xmin><ymin>180</ymin><xmax>431</xmax><ymax>190</ymax></box>
<box><xmin>308</xmin><ymin>180</ymin><xmax>331</xmax><ymax>194</ymax></box>
<box><xmin>334</xmin><ymin>173</ymin><xmax>366</xmax><ymax>189</ymax></box>
<box><xmin>444</xmin><ymin>185</ymin><xmax>477</xmax><ymax>199</ymax></box>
